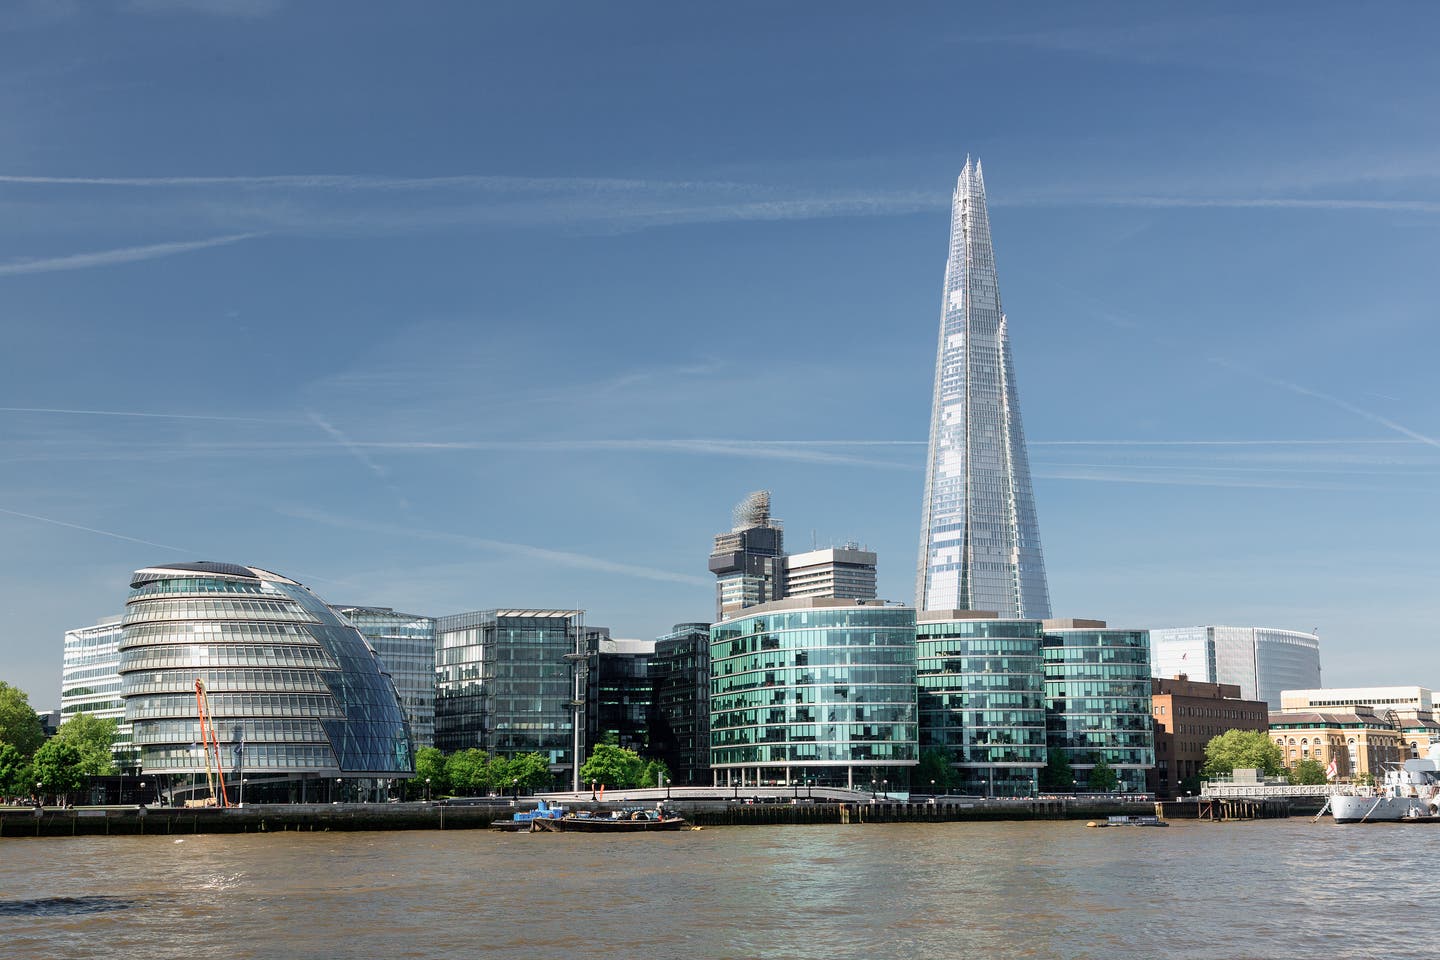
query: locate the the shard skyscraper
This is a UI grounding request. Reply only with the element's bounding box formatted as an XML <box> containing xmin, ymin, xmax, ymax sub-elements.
<box><xmin>916</xmin><ymin>158</ymin><xmax>1051</xmax><ymax>618</ymax></box>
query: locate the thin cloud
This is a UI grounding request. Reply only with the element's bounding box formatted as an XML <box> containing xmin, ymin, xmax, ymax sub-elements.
<box><xmin>1007</xmin><ymin>195</ymin><xmax>1440</xmax><ymax>215</ymax></box>
<box><xmin>281</xmin><ymin>506</ymin><xmax>709</xmax><ymax>587</ymax></box>
<box><xmin>0</xmin><ymin>505</ymin><xmax>191</xmax><ymax>553</ymax></box>
<box><xmin>1211</xmin><ymin>359</ymin><xmax>1440</xmax><ymax>450</ymax></box>
<box><xmin>0</xmin><ymin>233</ymin><xmax>258</xmax><ymax>277</ymax></box>
<box><xmin>0</xmin><ymin>406</ymin><xmax>296</xmax><ymax>423</ymax></box>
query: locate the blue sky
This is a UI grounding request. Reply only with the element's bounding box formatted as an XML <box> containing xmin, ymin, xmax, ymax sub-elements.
<box><xmin>3</xmin><ymin>2</ymin><xmax>1439</xmax><ymax>705</ymax></box>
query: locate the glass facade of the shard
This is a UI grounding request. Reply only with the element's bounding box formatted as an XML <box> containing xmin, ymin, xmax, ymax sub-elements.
<box><xmin>917</xmin><ymin>159</ymin><xmax>1051</xmax><ymax>619</ymax></box>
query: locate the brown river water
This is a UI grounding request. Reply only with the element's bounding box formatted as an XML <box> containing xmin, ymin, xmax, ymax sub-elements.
<box><xmin>0</xmin><ymin>819</ymin><xmax>1428</xmax><ymax>959</ymax></box>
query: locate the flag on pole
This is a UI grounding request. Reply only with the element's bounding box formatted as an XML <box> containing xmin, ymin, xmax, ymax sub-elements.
<box><xmin>1325</xmin><ymin>758</ymin><xmax>1338</xmax><ymax>781</ymax></box>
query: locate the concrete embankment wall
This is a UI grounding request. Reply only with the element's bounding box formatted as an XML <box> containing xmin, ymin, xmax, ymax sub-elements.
<box><xmin>1</xmin><ymin>798</ymin><xmax>1165</xmax><ymax>838</ymax></box>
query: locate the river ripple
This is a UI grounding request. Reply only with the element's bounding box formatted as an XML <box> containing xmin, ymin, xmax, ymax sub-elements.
<box><xmin>0</xmin><ymin>819</ymin><xmax>1428</xmax><ymax>959</ymax></box>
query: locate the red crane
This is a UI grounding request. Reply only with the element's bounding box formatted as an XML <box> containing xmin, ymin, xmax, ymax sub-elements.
<box><xmin>194</xmin><ymin>679</ymin><xmax>231</xmax><ymax>808</ymax></box>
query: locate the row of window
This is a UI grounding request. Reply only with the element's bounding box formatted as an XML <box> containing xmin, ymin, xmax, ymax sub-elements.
<box><xmin>124</xmin><ymin>693</ymin><xmax>345</xmax><ymax>721</ymax></box>
<box><xmin>123</xmin><ymin>599</ymin><xmax>316</xmax><ymax>626</ymax></box>
<box><xmin>122</xmin><ymin>644</ymin><xmax>338</xmax><ymax>673</ymax></box>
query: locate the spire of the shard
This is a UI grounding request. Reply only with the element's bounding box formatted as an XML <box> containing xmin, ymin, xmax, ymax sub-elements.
<box><xmin>916</xmin><ymin>158</ymin><xmax>1051</xmax><ymax>619</ymax></box>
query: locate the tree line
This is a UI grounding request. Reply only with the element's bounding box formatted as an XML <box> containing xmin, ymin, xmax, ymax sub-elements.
<box><xmin>1</xmin><ymin>681</ymin><xmax>118</xmax><ymax>803</ymax></box>
<box><xmin>411</xmin><ymin>735</ymin><xmax>671</xmax><ymax>799</ymax></box>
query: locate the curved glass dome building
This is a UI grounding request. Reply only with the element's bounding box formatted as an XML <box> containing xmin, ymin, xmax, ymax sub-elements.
<box><xmin>119</xmin><ymin>562</ymin><xmax>413</xmax><ymax>801</ymax></box>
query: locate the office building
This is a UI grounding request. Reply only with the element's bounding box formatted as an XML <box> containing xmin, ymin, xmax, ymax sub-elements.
<box><xmin>117</xmin><ymin>561</ymin><xmax>413</xmax><ymax>802</ymax></box>
<box><xmin>1149</xmin><ymin>676</ymin><xmax>1268</xmax><ymax>800</ymax></box>
<box><xmin>709</xmin><ymin>490</ymin><xmax>786</xmax><ymax>621</ymax></box>
<box><xmin>783</xmin><ymin>546</ymin><xmax>877</xmax><ymax>602</ymax></box>
<box><xmin>434</xmin><ymin>609</ymin><xmax>590</xmax><ymax>785</ymax></box>
<box><xmin>710</xmin><ymin>597</ymin><xmax>917</xmax><ymax>791</ymax></box>
<box><xmin>1042</xmin><ymin>619</ymin><xmax>1154</xmax><ymax>792</ymax></box>
<box><xmin>1150</xmin><ymin>626</ymin><xmax>1322</xmax><ymax>709</ymax></box>
<box><xmin>651</xmin><ymin>622</ymin><xmax>711</xmax><ymax>785</ymax></box>
<box><xmin>587</xmin><ymin>637</ymin><xmax>654</xmax><ymax>755</ymax></box>
<box><xmin>333</xmin><ymin>606</ymin><xmax>438</xmax><ymax>749</ymax></box>
<box><xmin>61</xmin><ymin>616</ymin><xmax>137</xmax><ymax>770</ymax></box>
<box><xmin>1278</xmin><ymin>686</ymin><xmax>1440</xmax><ymax>762</ymax></box>
<box><xmin>916</xmin><ymin>610</ymin><xmax>1046</xmax><ymax>796</ymax></box>
<box><xmin>916</xmin><ymin>158</ymin><xmax>1051</xmax><ymax>619</ymax></box>
<box><xmin>1268</xmin><ymin>707</ymin><xmax>1403</xmax><ymax>779</ymax></box>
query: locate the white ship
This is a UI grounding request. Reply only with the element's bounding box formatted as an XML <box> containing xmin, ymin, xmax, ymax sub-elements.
<box><xmin>1330</xmin><ymin>746</ymin><xmax>1440</xmax><ymax>823</ymax></box>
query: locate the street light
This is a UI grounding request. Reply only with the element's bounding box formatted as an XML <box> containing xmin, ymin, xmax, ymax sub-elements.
<box><xmin>511</xmin><ymin>777</ymin><xmax>519</xmax><ymax>802</ymax></box>
<box><xmin>335</xmin><ymin>777</ymin><xmax>343</xmax><ymax>804</ymax></box>
<box><xmin>882</xmin><ymin>779</ymin><xmax>889</xmax><ymax>801</ymax></box>
<box><xmin>425</xmin><ymin>778</ymin><xmax>432</xmax><ymax>802</ymax></box>
<box><xmin>140</xmin><ymin>781</ymin><xmax>147</xmax><ymax>807</ymax></box>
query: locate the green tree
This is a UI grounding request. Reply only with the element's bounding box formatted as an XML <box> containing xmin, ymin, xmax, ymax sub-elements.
<box><xmin>0</xmin><ymin>743</ymin><xmax>35</xmax><ymax>797</ymax></box>
<box><xmin>413</xmin><ymin>746</ymin><xmax>448</xmax><ymax>796</ymax></box>
<box><xmin>53</xmin><ymin>713</ymin><xmax>117</xmax><ymax>776</ymax></box>
<box><xmin>639</xmin><ymin>759</ymin><xmax>671</xmax><ymax>788</ymax></box>
<box><xmin>0</xmin><ymin>682</ymin><xmax>45</xmax><ymax>757</ymax></box>
<box><xmin>916</xmin><ymin>748</ymin><xmax>956</xmax><ymax>793</ymax></box>
<box><xmin>1039</xmin><ymin>748</ymin><xmax>1074</xmax><ymax>791</ymax></box>
<box><xmin>1087</xmin><ymin>758</ymin><xmax>1119</xmax><ymax>792</ymax></box>
<box><xmin>1203</xmin><ymin>729</ymin><xmax>1284</xmax><ymax>778</ymax></box>
<box><xmin>579</xmin><ymin>743</ymin><xmax>646</xmax><ymax>789</ymax></box>
<box><xmin>505</xmin><ymin>752</ymin><xmax>552</xmax><ymax>791</ymax></box>
<box><xmin>445</xmin><ymin>748</ymin><xmax>492</xmax><ymax>795</ymax></box>
<box><xmin>1289</xmin><ymin>758</ymin><xmax>1328</xmax><ymax>785</ymax></box>
<box><xmin>33</xmin><ymin>739</ymin><xmax>86</xmax><ymax>801</ymax></box>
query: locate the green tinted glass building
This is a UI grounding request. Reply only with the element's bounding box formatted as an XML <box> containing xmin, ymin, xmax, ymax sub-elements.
<box><xmin>710</xmin><ymin>598</ymin><xmax>917</xmax><ymax>791</ymax></box>
<box><xmin>1042</xmin><ymin>620</ymin><xmax>1155</xmax><ymax>792</ymax></box>
<box><xmin>916</xmin><ymin>611</ymin><xmax>1046</xmax><ymax>796</ymax></box>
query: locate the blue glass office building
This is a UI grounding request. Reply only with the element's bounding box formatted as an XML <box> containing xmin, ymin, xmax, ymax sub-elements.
<box><xmin>118</xmin><ymin>562</ymin><xmax>413</xmax><ymax>800</ymax></box>
<box><xmin>916</xmin><ymin>612</ymin><xmax>1046</xmax><ymax>796</ymax></box>
<box><xmin>710</xmin><ymin>598</ymin><xmax>917</xmax><ymax>791</ymax></box>
<box><xmin>1042</xmin><ymin>621</ymin><xmax>1154</xmax><ymax>791</ymax></box>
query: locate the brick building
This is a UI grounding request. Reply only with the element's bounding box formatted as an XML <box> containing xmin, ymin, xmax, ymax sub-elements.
<box><xmin>1149</xmin><ymin>675</ymin><xmax>1268</xmax><ymax>799</ymax></box>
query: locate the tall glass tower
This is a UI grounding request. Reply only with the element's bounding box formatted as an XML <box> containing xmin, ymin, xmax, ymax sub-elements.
<box><xmin>916</xmin><ymin>158</ymin><xmax>1051</xmax><ymax>618</ymax></box>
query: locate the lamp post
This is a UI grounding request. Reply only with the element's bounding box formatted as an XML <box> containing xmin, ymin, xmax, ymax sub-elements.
<box><xmin>882</xmin><ymin>779</ymin><xmax>889</xmax><ymax>801</ymax></box>
<box><xmin>335</xmin><ymin>777</ymin><xmax>343</xmax><ymax>804</ymax></box>
<box><xmin>930</xmin><ymin>779</ymin><xmax>936</xmax><ymax>799</ymax></box>
<box><xmin>511</xmin><ymin>777</ymin><xmax>519</xmax><ymax>803</ymax></box>
<box><xmin>140</xmin><ymin>781</ymin><xmax>147</xmax><ymax>807</ymax></box>
<box><xmin>806</xmin><ymin>778</ymin><xmax>812</xmax><ymax>800</ymax></box>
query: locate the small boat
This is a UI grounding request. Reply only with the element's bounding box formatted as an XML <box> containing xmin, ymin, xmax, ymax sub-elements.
<box><xmin>492</xmin><ymin>799</ymin><xmax>568</xmax><ymax>831</ymax></box>
<box><xmin>1086</xmin><ymin>815</ymin><xmax>1168</xmax><ymax>828</ymax></box>
<box><xmin>532</xmin><ymin>807</ymin><xmax>689</xmax><ymax>832</ymax></box>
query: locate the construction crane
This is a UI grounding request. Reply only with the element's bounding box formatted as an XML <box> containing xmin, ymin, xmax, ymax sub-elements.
<box><xmin>194</xmin><ymin>679</ymin><xmax>231</xmax><ymax>808</ymax></box>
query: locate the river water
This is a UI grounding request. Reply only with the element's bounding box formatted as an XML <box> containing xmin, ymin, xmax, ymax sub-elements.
<box><xmin>0</xmin><ymin>818</ymin><xmax>1427</xmax><ymax>959</ymax></box>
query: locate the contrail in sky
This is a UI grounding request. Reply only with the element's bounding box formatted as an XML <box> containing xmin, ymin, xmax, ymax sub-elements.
<box><xmin>0</xmin><ymin>506</ymin><xmax>191</xmax><ymax>553</ymax></box>
<box><xmin>0</xmin><ymin>406</ymin><xmax>294</xmax><ymax>423</ymax></box>
<box><xmin>0</xmin><ymin>233</ymin><xmax>258</xmax><ymax>277</ymax></box>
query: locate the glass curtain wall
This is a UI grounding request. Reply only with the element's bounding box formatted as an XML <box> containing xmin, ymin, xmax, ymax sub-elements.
<box><xmin>917</xmin><ymin>616</ymin><xmax>1045</xmax><ymax>797</ymax></box>
<box><xmin>710</xmin><ymin>603</ymin><xmax>917</xmax><ymax>792</ymax></box>
<box><xmin>1043</xmin><ymin>628</ymin><xmax>1154</xmax><ymax>792</ymax></box>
